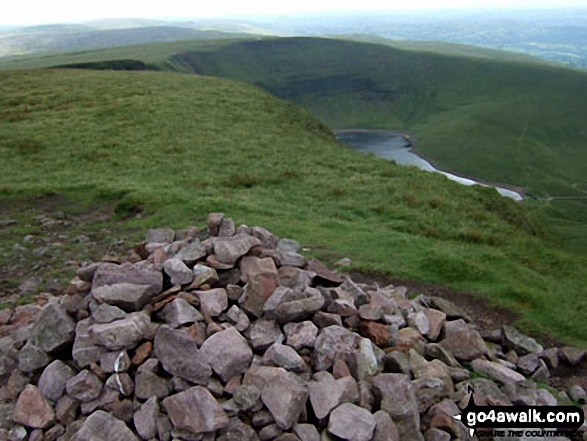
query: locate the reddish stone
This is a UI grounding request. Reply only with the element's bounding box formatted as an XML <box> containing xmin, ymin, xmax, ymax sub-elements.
<box><xmin>132</xmin><ymin>342</ymin><xmax>153</xmax><ymax>365</ymax></box>
<box><xmin>359</xmin><ymin>321</ymin><xmax>391</xmax><ymax>346</ymax></box>
<box><xmin>13</xmin><ymin>385</ymin><xmax>55</xmax><ymax>429</ymax></box>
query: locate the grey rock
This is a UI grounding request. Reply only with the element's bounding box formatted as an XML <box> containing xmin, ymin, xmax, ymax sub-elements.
<box><xmin>8</xmin><ymin>426</ymin><xmax>27</xmax><ymax>440</ymax></box>
<box><xmin>227</xmin><ymin>305</ymin><xmax>251</xmax><ymax>332</ymax></box>
<box><xmin>80</xmin><ymin>387</ymin><xmax>119</xmax><ymax>415</ymax></box>
<box><xmin>250</xmin><ymin>319</ymin><xmax>284</xmax><ymax>351</ymax></box>
<box><xmin>70</xmin><ymin>410</ymin><xmax>138</xmax><ymax>441</ymax></box>
<box><xmin>559</xmin><ymin>346</ymin><xmax>586</xmax><ymax>366</ymax></box>
<box><xmin>200</xmin><ymin>327</ymin><xmax>253</xmax><ymax>382</ymax></box>
<box><xmin>174</xmin><ymin>240</ymin><xmax>208</xmax><ymax>265</ymax></box>
<box><xmin>29</xmin><ymin>304</ymin><xmax>76</xmax><ymax>354</ymax></box>
<box><xmin>439</xmin><ymin>319</ymin><xmax>487</xmax><ymax>362</ymax></box>
<box><xmin>218</xmin><ymin>218</ymin><xmax>236</xmax><ymax>237</ymax></box>
<box><xmin>66</xmin><ymin>370</ymin><xmax>103</xmax><ymax>402</ymax></box>
<box><xmin>276</xmin><ymin>288</ymin><xmax>325</xmax><ymax>324</ymax></box>
<box><xmin>18</xmin><ymin>341</ymin><xmax>50</xmax><ymax>373</ymax></box>
<box><xmin>278</xmin><ymin>267</ymin><xmax>312</xmax><ymax>292</ymax></box>
<box><xmin>213</xmin><ymin>234</ymin><xmax>261</xmax><ymax>265</ymax></box>
<box><xmin>38</xmin><ymin>360</ymin><xmax>75</xmax><ymax>402</ymax></box>
<box><xmin>408</xmin><ymin>311</ymin><xmax>430</xmax><ymax>336</ymax></box>
<box><xmin>309</xmin><ymin>372</ymin><xmax>358</xmax><ymax>419</ymax></box>
<box><xmin>90</xmin><ymin>312</ymin><xmax>152</xmax><ymax>350</ymax></box>
<box><xmin>425</xmin><ymin>428</ymin><xmax>451</xmax><ymax>441</ymax></box>
<box><xmin>261</xmin><ymin>371</ymin><xmax>308</xmax><ymax>430</ymax></box>
<box><xmin>358</xmin><ymin>305</ymin><xmax>382</xmax><ymax>321</ymax></box>
<box><xmin>373</xmin><ymin>410</ymin><xmax>399</xmax><ymax>441</ymax></box>
<box><xmin>157</xmin><ymin>413</ymin><xmax>173</xmax><ymax>441</ymax></box>
<box><xmin>373</xmin><ymin>374</ymin><xmax>423</xmax><ymax>441</ymax></box>
<box><xmin>154</xmin><ymin>325</ymin><xmax>212</xmax><ymax>384</ymax></box>
<box><xmin>294</xmin><ymin>424</ymin><xmax>320</xmax><ymax>441</ymax></box>
<box><xmin>92</xmin><ymin>262</ymin><xmax>163</xmax><ymax>295</ymax></box>
<box><xmin>542</xmin><ymin>348</ymin><xmax>560</xmax><ymax>369</ymax></box>
<box><xmin>568</xmin><ymin>385</ymin><xmax>586</xmax><ymax>404</ymax></box>
<box><xmin>72</xmin><ymin>318</ymin><xmax>108</xmax><ymax>368</ymax></box>
<box><xmin>162</xmin><ymin>386</ymin><xmax>229</xmax><ymax>433</ymax></box>
<box><xmin>45</xmin><ymin>424</ymin><xmax>65</xmax><ymax>441</ymax></box>
<box><xmin>424</xmin><ymin>343</ymin><xmax>461</xmax><ymax>367</ymax></box>
<box><xmin>134</xmin><ymin>396</ymin><xmax>159</xmax><ymax>440</ymax></box>
<box><xmin>197</xmin><ymin>288</ymin><xmax>228</xmax><ymax>317</ymax></box>
<box><xmin>105</xmin><ymin>372</ymin><xmax>134</xmax><ymax>396</ymax></box>
<box><xmin>91</xmin><ymin>303</ymin><xmax>127</xmax><ymax>323</ymax></box>
<box><xmin>530</xmin><ymin>359</ymin><xmax>550</xmax><ymax>382</ymax></box>
<box><xmin>517</xmin><ymin>353</ymin><xmax>540</xmax><ymax>375</ymax></box>
<box><xmin>280</xmin><ymin>251</ymin><xmax>306</xmax><ymax>268</ymax></box>
<box><xmin>277</xmin><ymin>238</ymin><xmax>300</xmax><ymax>253</ymax></box>
<box><xmin>456</xmin><ymin>378</ymin><xmax>511</xmax><ymax>405</ymax></box>
<box><xmin>263</xmin><ymin>343</ymin><xmax>307</xmax><ymax>372</ymax></box>
<box><xmin>99</xmin><ymin>350</ymin><xmax>130</xmax><ymax>373</ymax></box>
<box><xmin>314</xmin><ymin>326</ymin><xmax>361</xmax><ymax>371</ymax></box>
<box><xmin>163</xmin><ymin>258</ymin><xmax>194</xmax><ymax>285</ymax></box>
<box><xmin>502</xmin><ymin>380</ymin><xmax>540</xmax><ymax>405</ymax></box>
<box><xmin>192</xmin><ymin>263</ymin><xmax>219</xmax><ymax>288</ymax></box>
<box><xmin>135</xmin><ymin>360</ymin><xmax>170</xmax><ymax>400</ymax></box>
<box><xmin>12</xmin><ymin>385</ymin><xmax>55</xmax><ymax>429</ymax></box>
<box><xmin>160</xmin><ymin>298</ymin><xmax>203</xmax><ymax>327</ymax></box>
<box><xmin>91</xmin><ymin>283</ymin><xmax>154</xmax><ymax>312</ymax></box>
<box><xmin>208</xmin><ymin>212</ymin><xmax>225</xmax><ymax>236</ymax></box>
<box><xmin>55</xmin><ymin>395</ymin><xmax>79</xmax><ymax>425</ymax></box>
<box><xmin>241</xmin><ymin>273</ymin><xmax>279</xmax><ymax>318</ymax></box>
<box><xmin>328</xmin><ymin>403</ymin><xmax>375</xmax><ymax>441</ymax></box>
<box><xmin>384</xmin><ymin>351</ymin><xmax>412</xmax><ymax>376</ymax></box>
<box><xmin>146</xmin><ymin>228</ymin><xmax>175</xmax><ymax>244</ymax></box>
<box><xmin>312</xmin><ymin>311</ymin><xmax>343</xmax><ymax>329</ymax></box>
<box><xmin>428</xmin><ymin>297</ymin><xmax>471</xmax><ymax>321</ymax></box>
<box><xmin>284</xmin><ymin>321</ymin><xmax>318</xmax><ymax>350</ymax></box>
<box><xmin>250</xmin><ymin>226</ymin><xmax>278</xmax><ymax>248</ymax></box>
<box><xmin>240</xmin><ymin>256</ymin><xmax>278</xmax><ymax>283</ymax></box>
<box><xmin>259</xmin><ymin>423</ymin><xmax>283</xmax><ymax>440</ymax></box>
<box><xmin>412</xmin><ymin>376</ymin><xmax>451</xmax><ymax>413</ymax></box>
<box><xmin>471</xmin><ymin>359</ymin><xmax>525</xmax><ymax>384</ymax></box>
<box><xmin>233</xmin><ymin>385</ymin><xmax>261</xmax><ymax>411</ymax></box>
<box><xmin>536</xmin><ymin>388</ymin><xmax>558</xmax><ymax>406</ymax></box>
<box><xmin>502</xmin><ymin>326</ymin><xmax>544</xmax><ymax>356</ymax></box>
<box><xmin>0</xmin><ymin>404</ymin><xmax>14</xmax><ymax>429</ymax></box>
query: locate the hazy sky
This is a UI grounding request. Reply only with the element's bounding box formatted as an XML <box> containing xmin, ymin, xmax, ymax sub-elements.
<box><xmin>2</xmin><ymin>0</ymin><xmax>587</xmax><ymax>26</ymax></box>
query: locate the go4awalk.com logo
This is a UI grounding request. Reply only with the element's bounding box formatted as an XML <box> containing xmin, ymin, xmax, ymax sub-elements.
<box><xmin>453</xmin><ymin>388</ymin><xmax>585</xmax><ymax>439</ymax></box>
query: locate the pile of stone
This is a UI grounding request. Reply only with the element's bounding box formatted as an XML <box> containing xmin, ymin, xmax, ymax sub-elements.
<box><xmin>0</xmin><ymin>213</ymin><xmax>585</xmax><ymax>441</ymax></box>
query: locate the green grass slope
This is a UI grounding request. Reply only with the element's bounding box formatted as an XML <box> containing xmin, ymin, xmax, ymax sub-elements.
<box><xmin>1</xmin><ymin>69</ymin><xmax>586</xmax><ymax>345</ymax></box>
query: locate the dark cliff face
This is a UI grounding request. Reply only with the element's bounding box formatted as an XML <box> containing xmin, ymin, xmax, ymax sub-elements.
<box><xmin>53</xmin><ymin>59</ymin><xmax>156</xmax><ymax>71</ymax></box>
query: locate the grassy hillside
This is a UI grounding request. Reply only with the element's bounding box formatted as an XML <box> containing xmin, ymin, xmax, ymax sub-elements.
<box><xmin>0</xmin><ymin>69</ymin><xmax>586</xmax><ymax>345</ymax></box>
<box><xmin>12</xmin><ymin>37</ymin><xmax>583</xmax><ymax>252</ymax></box>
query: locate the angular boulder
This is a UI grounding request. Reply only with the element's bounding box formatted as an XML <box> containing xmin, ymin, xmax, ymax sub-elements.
<box><xmin>200</xmin><ymin>327</ymin><xmax>253</xmax><ymax>382</ymax></box>
<box><xmin>154</xmin><ymin>325</ymin><xmax>211</xmax><ymax>384</ymax></box>
<box><xmin>91</xmin><ymin>283</ymin><xmax>154</xmax><ymax>312</ymax></box>
<box><xmin>89</xmin><ymin>312</ymin><xmax>152</xmax><ymax>350</ymax></box>
<box><xmin>162</xmin><ymin>386</ymin><xmax>229</xmax><ymax>433</ymax></box>
<box><xmin>213</xmin><ymin>234</ymin><xmax>261</xmax><ymax>265</ymax></box>
<box><xmin>439</xmin><ymin>319</ymin><xmax>487</xmax><ymax>362</ymax></box>
<box><xmin>328</xmin><ymin>403</ymin><xmax>375</xmax><ymax>441</ymax></box>
<box><xmin>12</xmin><ymin>385</ymin><xmax>54</xmax><ymax>429</ymax></box>
<box><xmin>70</xmin><ymin>410</ymin><xmax>138</xmax><ymax>441</ymax></box>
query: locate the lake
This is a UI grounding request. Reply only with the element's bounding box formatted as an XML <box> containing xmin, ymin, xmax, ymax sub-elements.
<box><xmin>335</xmin><ymin>130</ymin><xmax>523</xmax><ymax>201</ymax></box>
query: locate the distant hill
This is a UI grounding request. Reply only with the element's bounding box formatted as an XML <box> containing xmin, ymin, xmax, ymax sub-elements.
<box><xmin>0</xmin><ymin>25</ymin><xmax>251</xmax><ymax>57</ymax></box>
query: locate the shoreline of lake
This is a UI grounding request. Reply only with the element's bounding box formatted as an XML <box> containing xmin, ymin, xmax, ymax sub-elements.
<box><xmin>333</xmin><ymin>129</ymin><xmax>525</xmax><ymax>201</ymax></box>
